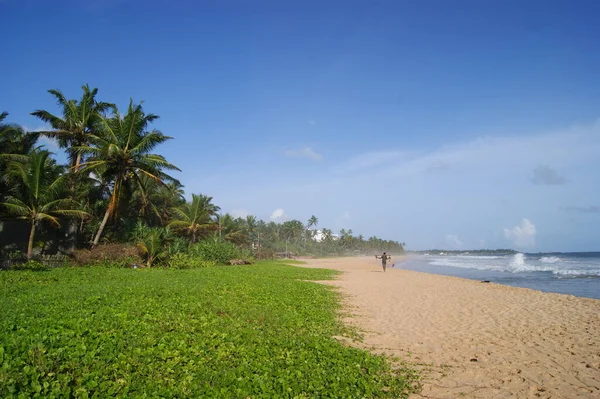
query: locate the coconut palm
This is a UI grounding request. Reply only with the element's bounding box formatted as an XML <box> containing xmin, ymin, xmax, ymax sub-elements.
<box><xmin>217</xmin><ymin>214</ymin><xmax>247</xmax><ymax>245</ymax></box>
<box><xmin>168</xmin><ymin>194</ymin><xmax>220</xmax><ymax>243</ymax></box>
<box><xmin>31</xmin><ymin>85</ymin><xmax>112</xmax><ymax>172</ymax></box>
<box><xmin>130</xmin><ymin>175</ymin><xmax>185</xmax><ymax>226</ymax></box>
<box><xmin>134</xmin><ymin>224</ymin><xmax>173</xmax><ymax>267</ymax></box>
<box><xmin>307</xmin><ymin>215</ymin><xmax>318</xmax><ymax>229</ymax></box>
<box><xmin>31</xmin><ymin>86</ymin><xmax>111</xmax><ymax>248</ymax></box>
<box><xmin>1</xmin><ymin>113</ymin><xmax>40</xmax><ymax>155</ymax></box>
<box><xmin>244</xmin><ymin>215</ymin><xmax>258</xmax><ymax>248</ymax></box>
<box><xmin>281</xmin><ymin>220</ymin><xmax>304</xmax><ymax>242</ymax></box>
<box><xmin>1</xmin><ymin>113</ymin><xmax>41</xmax><ymax>211</ymax></box>
<box><xmin>77</xmin><ymin>101</ymin><xmax>180</xmax><ymax>246</ymax></box>
<box><xmin>0</xmin><ymin>149</ymin><xmax>88</xmax><ymax>259</ymax></box>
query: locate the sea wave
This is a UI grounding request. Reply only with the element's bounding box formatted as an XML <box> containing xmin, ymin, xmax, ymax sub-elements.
<box><xmin>426</xmin><ymin>252</ymin><xmax>600</xmax><ymax>277</ymax></box>
<box><xmin>540</xmin><ymin>256</ymin><xmax>561</xmax><ymax>264</ymax></box>
<box><xmin>429</xmin><ymin>259</ymin><xmax>492</xmax><ymax>270</ymax></box>
<box><xmin>553</xmin><ymin>269</ymin><xmax>600</xmax><ymax>277</ymax></box>
<box><xmin>429</xmin><ymin>253</ymin><xmax>553</xmax><ymax>273</ymax></box>
<box><xmin>509</xmin><ymin>253</ymin><xmax>526</xmax><ymax>267</ymax></box>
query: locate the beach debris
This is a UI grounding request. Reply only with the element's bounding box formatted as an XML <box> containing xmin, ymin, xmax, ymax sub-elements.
<box><xmin>470</xmin><ymin>358</ymin><xmax>478</xmax><ymax>362</ymax></box>
<box><xmin>227</xmin><ymin>259</ymin><xmax>254</xmax><ymax>265</ymax></box>
<box><xmin>481</xmin><ymin>280</ymin><xmax>491</xmax><ymax>283</ymax></box>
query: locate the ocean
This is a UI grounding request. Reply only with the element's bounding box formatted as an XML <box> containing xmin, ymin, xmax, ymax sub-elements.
<box><xmin>397</xmin><ymin>252</ymin><xmax>600</xmax><ymax>300</ymax></box>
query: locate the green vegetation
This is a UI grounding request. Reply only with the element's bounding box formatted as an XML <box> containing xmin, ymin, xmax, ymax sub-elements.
<box><xmin>0</xmin><ymin>262</ymin><xmax>418</xmax><ymax>398</ymax></box>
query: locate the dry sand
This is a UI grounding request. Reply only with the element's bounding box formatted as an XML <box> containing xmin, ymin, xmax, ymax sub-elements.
<box><xmin>299</xmin><ymin>256</ymin><xmax>600</xmax><ymax>399</ymax></box>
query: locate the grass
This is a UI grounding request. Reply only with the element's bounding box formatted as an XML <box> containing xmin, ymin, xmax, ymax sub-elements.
<box><xmin>0</xmin><ymin>261</ymin><xmax>418</xmax><ymax>398</ymax></box>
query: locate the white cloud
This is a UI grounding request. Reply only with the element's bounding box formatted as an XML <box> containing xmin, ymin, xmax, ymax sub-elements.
<box><xmin>285</xmin><ymin>146</ymin><xmax>323</xmax><ymax>161</ymax></box>
<box><xmin>445</xmin><ymin>234</ymin><xmax>463</xmax><ymax>249</ymax></box>
<box><xmin>230</xmin><ymin>209</ymin><xmax>250</xmax><ymax>218</ymax></box>
<box><xmin>37</xmin><ymin>136</ymin><xmax>61</xmax><ymax>151</ymax></box>
<box><xmin>344</xmin><ymin>121</ymin><xmax>600</xmax><ymax>180</ymax></box>
<box><xmin>270</xmin><ymin>208</ymin><xmax>285</xmax><ymax>220</ymax></box>
<box><xmin>21</xmin><ymin>124</ymin><xmax>60</xmax><ymax>151</ymax></box>
<box><xmin>561</xmin><ymin>205</ymin><xmax>600</xmax><ymax>214</ymax></box>
<box><xmin>530</xmin><ymin>165</ymin><xmax>568</xmax><ymax>185</ymax></box>
<box><xmin>504</xmin><ymin>219</ymin><xmax>536</xmax><ymax>248</ymax></box>
<box><xmin>335</xmin><ymin>150</ymin><xmax>406</xmax><ymax>173</ymax></box>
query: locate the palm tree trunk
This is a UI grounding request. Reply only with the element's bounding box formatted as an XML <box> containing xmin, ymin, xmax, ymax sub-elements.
<box><xmin>27</xmin><ymin>221</ymin><xmax>36</xmax><ymax>260</ymax></box>
<box><xmin>74</xmin><ymin>152</ymin><xmax>82</xmax><ymax>172</ymax></box>
<box><xmin>92</xmin><ymin>179</ymin><xmax>121</xmax><ymax>247</ymax></box>
<box><xmin>64</xmin><ymin>154</ymin><xmax>82</xmax><ymax>251</ymax></box>
<box><xmin>93</xmin><ymin>206</ymin><xmax>111</xmax><ymax>247</ymax></box>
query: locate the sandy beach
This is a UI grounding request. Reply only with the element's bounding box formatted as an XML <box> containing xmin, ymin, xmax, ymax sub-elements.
<box><xmin>300</xmin><ymin>256</ymin><xmax>600</xmax><ymax>399</ymax></box>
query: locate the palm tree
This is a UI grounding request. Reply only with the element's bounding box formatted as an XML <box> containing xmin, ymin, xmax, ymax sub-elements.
<box><xmin>168</xmin><ymin>194</ymin><xmax>220</xmax><ymax>243</ymax></box>
<box><xmin>1</xmin><ymin>113</ymin><xmax>40</xmax><ymax>213</ymax></box>
<box><xmin>135</xmin><ymin>225</ymin><xmax>173</xmax><ymax>267</ymax></box>
<box><xmin>244</xmin><ymin>215</ymin><xmax>258</xmax><ymax>249</ymax></box>
<box><xmin>31</xmin><ymin>85</ymin><xmax>112</xmax><ymax>172</ymax></box>
<box><xmin>31</xmin><ymin>87</ymin><xmax>111</xmax><ymax>248</ymax></box>
<box><xmin>77</xmin><ymin>101</ymin><xmax>180</xmax><ymax>246</ymax></box>
<box><xmin>0</xmin><ymin>149</ymin><xmax>88</xmax><ymax>259</ymax></box>
<box><xmin>1</xmin><ymin>113</ymin><xmax>40</xmax><ymax>155</ymax></box>
<box><xmin>282</xmin><ymin>220</ymin><xmax>304</xmax><ymax>242</ymax></box>
<box><xmin>217</xmin><ymin>213</ymin><xmax>247</xmax><ymax>245</ymax></box>
<box><xmin>307</xmin><ymin>215</ymin><xmax>318</xmax><ymax>229</ymax></box>
<box><xmin>131</xmin><ymin>175</ymin><xmax>185</xmax><ymax>226</ymax></box>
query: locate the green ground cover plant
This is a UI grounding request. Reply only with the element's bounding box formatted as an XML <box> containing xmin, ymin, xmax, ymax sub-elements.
<box><xmin>0</xmin><ymin>262</ymin><xmax>418</xmax><ymax>398</ymax></box>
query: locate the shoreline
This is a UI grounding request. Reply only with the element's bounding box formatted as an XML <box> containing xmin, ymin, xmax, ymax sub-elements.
<box><xmin>299</xmin><ymin>256</ymin><xmax>600</xmax><ymax>398</ymax></box>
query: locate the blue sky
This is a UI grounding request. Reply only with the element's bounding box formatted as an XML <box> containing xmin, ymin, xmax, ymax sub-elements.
<box><xmin>2</xmin><ymin>0</ymin><xmax>599</xmax><ymax>251</ymax></box>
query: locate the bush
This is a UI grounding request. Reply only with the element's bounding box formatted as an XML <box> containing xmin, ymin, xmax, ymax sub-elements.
<box><xmin>72</xmin><ymin>243</ymin><xmax>142</xmax><ymax>268</ymax></box>
<box><xmin>10</xmin><ymin>260</ymin><xmax>47</xmax><ymax>271</ymax></box>
<box><xmin>135</xmin><ymin>227</ymin><xmax>172</xmax><ymax>267</ymax></box>
<box><xmin>190</xmin><ymin>240</ymin><xmax>243</xmax><ymax>264</ymax></box>
<box><xmin>167</xmin><ymin>253</ymin><xmax>216</xmax><ymax>269</ymax></box>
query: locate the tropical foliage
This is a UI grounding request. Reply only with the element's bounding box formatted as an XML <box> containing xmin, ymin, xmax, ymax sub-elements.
<box><xmin>0</xmin><ymin>149</ymin><xmax>88</xmax><ymax>259</ymax></box>
<box><xmin>0</xmin><ymin>86</ymin><xmax>405</xmax><ymax>264</ymax></box>
<box><xmin>31</xmin><ymin>84</ymin><xmax>111</xmax><ymax>171</ymax></box>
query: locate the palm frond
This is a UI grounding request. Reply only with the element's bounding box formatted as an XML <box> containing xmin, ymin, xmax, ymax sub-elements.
<box><xmin>35</xmin><ymin>212</ymin><xmax>60</xmax><ymax>226</ymax></box>
<box><xmin>50</xmin><ymin>209</ymin><xmax>90</xmax><ymax>219</ymax></box>
<box><xmin>30</xmin><ymin>110</ymin><xmax>69</xmax><ymax>131</ymax></box>
<box><xmin>0</xmin><ymin>200</ymin><xmax>31</xmax><ymax>218</ymax></box>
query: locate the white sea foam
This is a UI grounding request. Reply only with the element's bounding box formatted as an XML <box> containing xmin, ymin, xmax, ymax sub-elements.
<box><xmin>509</xmin><ymin>253</ymin><xmax>526</xmax><ymax>267</ymax></box>
<box><xmin>553</xmin><ymin>269</ymin><xmax>600</xmax><ymax>277</ymax></box>
<box><xmin>429</xmin><ymin>258</ymin><xmax>493</xmax><ymax>271</ymax></box>
<box><xmin>428</xmin><ymin>253</ymin><xmax>562</xmax><ymax>274</ymax></box>
<box><xmin>426</xmin><ymin>252</ymin><xmax>600</xmax><ymax>278</ymax></box>
<box><xmin>415</xmin><ymin>253</ymin><xmax>600</xmax><ymax>298</ymax></box>
<box><xmin>540</xmin><ymin>256</ymin><xmax>561</xmax><ymax>264</ymax></box>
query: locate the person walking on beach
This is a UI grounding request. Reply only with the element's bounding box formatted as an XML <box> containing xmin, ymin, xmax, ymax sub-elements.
<box><xmin>375</xmin><ymin>252</ymin><xmax>391</xmax><ymax>272</ymax></box>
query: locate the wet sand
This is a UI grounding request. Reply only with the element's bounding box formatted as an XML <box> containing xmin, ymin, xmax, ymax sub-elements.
<box><xmin>299</xmin><ymin>256</ymin><xmax>600</xmax><ymax>398</ymax></box>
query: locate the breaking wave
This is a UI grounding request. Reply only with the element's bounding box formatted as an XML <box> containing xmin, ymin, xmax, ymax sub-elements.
<box><xmin>540</xmin><ymin>256</ymin><xmax>561</xmax><ymax>264</ymax></box>
<box><xmin>427</xmin><ymin>252</ymin><xmax>600</xmax><ymax>277</ymax></box>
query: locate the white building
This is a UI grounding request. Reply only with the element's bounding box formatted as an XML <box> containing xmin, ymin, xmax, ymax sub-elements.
<box><xmin>311</xmin><ymin>229</ymin><xmax>339</xmax><ymax>242</ymax></box>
